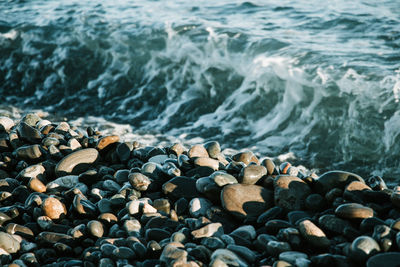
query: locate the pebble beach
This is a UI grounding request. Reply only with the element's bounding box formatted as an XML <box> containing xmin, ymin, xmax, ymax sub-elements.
<box><xmin>0</xmin><ymin>111</ymin><xmax>400</xmax><ymax>267</ymax></box>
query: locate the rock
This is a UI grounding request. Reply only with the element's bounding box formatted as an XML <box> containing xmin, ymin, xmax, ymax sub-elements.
<box><xmin>17</xmin><ymin>122</ymin><xmax>42</xmax><ymax>143</ymax></box>
<box><xmin>201</xmin><ymin>237</ymin><xmax>225</xmax><ymax>250</ymax></box>
<box><xmin>0</xmin><ymin>232</ymin><xmax>20</xmax><ymax>254</ymax></box>
<box><xmin>238</xmin><ymin>165</ymin><xmax>267</xmax><ymax>184</ymax></box>
<box><xmin>15</xmin><ymin>145</ymin><xmax>43</xmax><ymax>160</ymax></box>
<box><xmin>204</xmin><ymin>141</ymin><xmax>221</xmax><ymax>159</ymax></box>
<box><xmin>55</xmin><ymin>148</ymin><xmax>99</xmax><ymax>177</ymax></box>
<box><xmin>28</xmin><ymin>177</ymin><xmax>46</xmax><ymax>193</ymax></box>
<box><xmin>188</xmin><ymin>144</ymin><xmax>209</xmax><ymax>159</ymax></box>
<box><xmin>221</xmin><ymin>184</ymin><xmax>273</xmax><ymax>221</ymax></box>
<box><xmin>0</xmin><ymin>117</ymin><xmax>14</xmax><ymax>132</ymax></box>
<box><xmin>318</xmin><ymin>214</ymin><xmax>352</xmax><ymax>235</ymax></box>
<box><xmin>261</xmin><ymin>158</ymin><xmax>276</xmax><ymax>175</ymax></box>
<box><xmin>189</xmin><ymin>198</ymin><xmax>213</xmax><ymax>218</ymax></box>
<box><xmin>227</xmin><ymin>244</ymin><xmax>256</xmax><ymax>264</ymax></box>
<box><xmin>116</xmin><ymin>142</ymin><xmax>132</xmax><ymax>162</ymax></box>
<box><xmin>257</xmin><ymin>206</ymin><xmax>284</xmax><ymax>224</ymax></box>
<box><xmin>194</xmin><ymin>157</ymin><xmax>220</xmax><ymax>171</ymax></box>
<box><xmin>230</xmin><ymin>225</ymin><xmax>256</xmax><ymax>241</ymax></box>
<box><xmin>274</xmin><ymin>176</ymin><xmax>311</xmax><ymax>211</ymax></box>
<box><xmin>367</xmin><ymin>252</ymin><xmax>400</xmax><ymax>267</ymax></box>
<box><xmin>279</xmin><ymin>251</ymin><xmax>308</xmax><ymax>265</ymax></box>
<box><xmin>162</xmin><ymin>176</ymin><xmax>199</xmax><ymax>200</ymax></box>
<box><xmin>42</xmin><ymin>197</ymin><xmax>67</xmax><ymax>220</ymax></box>
<box><xmin>17</xmin><ymin>164</ymin><xmax>45</xmax><ymax>181</ymax></box>
<box><xmin>267</xmin><ymin>241</ymin><xmax>292</xmax><ymax>256</ymax></box>
<box><xmin>145</xmin><ymin>228</ymin><xmax>171</xmax><ymax>242</ymax></box>
<box><xmin>298</xmin><ymin>220</ymin><xmax>330</xmax><ymax>248</ymax></box>
<box><xmin>210</xmin><ymin>249</ymin><xmax>248</xmax><ymax>267</ymax></box>
<box><xmin>343</xmin><ymin>181</ymin><xmax>371</xmax><ymax>203</ymax></box>
<box><xmin>87</xmin><ymin>220</ymin><xmax>104</xmax><ymax>238</ymax></box>
<box><xmin>350</xmin><ymin>236</ymin><xmax>380</xmax><ymax>263</ymax></box>
<box><xmin>335</xmin><ymin>203</ymin><xmax>374</xmax><ymax>219</ymax></box>
<box><xmin>46</xmin><ymin>175</ymin><xmax>79</xmax><ymax>191</ymax></box>
<box><xmin>113</xmin><ymin>246</ymin><xmax>136</xmax><ymax>259</ymax></box>
<box><xmin>366</xmin><ymin>176</ymin><xmax>387</xmax><ymax>191</ymax></box>
<box><xmin>96</xmin><ymin>135</ymin><xmax>119</xmax><ymax>151</ymax></box>
<box><xmin>68</xmin><ymin>138</ymin><xmax>82</xmax><ymax>150</ymax></box>
<box><xmin>160</xmin><ymin>242</ymin><xmax>187</xmax><ymax>265</ymax></box>
<box><xmin>211</xmin><ymin>171</ymin><xmax>238</xmax><ymax>187</ymax></box>
<box><xmin>265</xmin><ymin>220</ymin><xmax>293</xmax><ymax>235</ymax></box>
<box><xmin>169</xmin><ymin>143</ymin><xmax>185</xmax><ymax>156</ymax></box>
<box><xmin>153</xmin><ymin>198</ymin><xmax>171</xmax><ymax>214</ymax></box>
<box><xmin>314</xmin><ymin>171</ymin><xmax>364</xmax><ymax>194</ymax></box>
<box><xmin>191</xmin><ymin>223</ymin><xmax>224</xmax><ymax>239</ymax></box>
<box><xmin>232</xmin><ymin>151</ymin><xmax>259</xmax><ymax>165</ymax></box>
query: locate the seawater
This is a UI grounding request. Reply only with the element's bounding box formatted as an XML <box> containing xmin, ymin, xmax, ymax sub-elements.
<box><xmin>1</xmin><ymin>0</ymin><xmax>400</xmax><ymax>179</ymax></box>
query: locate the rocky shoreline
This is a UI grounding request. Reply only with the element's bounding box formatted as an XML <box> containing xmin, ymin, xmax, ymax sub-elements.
<box><xmin>0</xmin><ymin>112</ymin><xmax>400</xmax><ymax>267</ymax></box>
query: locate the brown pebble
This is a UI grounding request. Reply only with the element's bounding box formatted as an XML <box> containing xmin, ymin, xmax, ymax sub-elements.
<box><xmin>42</xmin><ymin>197</ymin><xmax>67</xmax><ymax>220</ymax></box>
<box><xmin>298</xmin><ymin>219</ymin><xmax>330</xmax><ymax>248</ymax></box>
<box><xmin>28</xmin><ymin>177</ymin><xmax>46</xmax><ymax>193</ymax></box>
<box><xmin>232</xmin><ymin>151</ymin><xmax>259</xmax><ymax>165</ymax></box>
<box><xmin>193</xmin><ymin>157</ymin><xmax>220</xmax><ymax>171</ymax></box>
<box><xmin>188</xmin><ymin>144</ymin><xmax>209</xmax><ymax>158</ymax></box>
<box><xmin>96</xmin><ymin>135</ymin><xmax>119</xmax><ymax>151</ymax></box>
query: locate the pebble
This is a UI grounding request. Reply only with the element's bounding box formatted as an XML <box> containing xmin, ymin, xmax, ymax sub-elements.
<box><xmin>221</xmin><ymin>184</ymin><xmax>273</xmax><ymax>221</ymax></box>
<box><xmin>350</xmin><ymin>236</ymin><xmax>380</xmax><ymax>263</ymax></box>
<box><xmin>298</xmin><ymin>219</ymin><xmax>330</xmax><ymax>248</ymax></box>
<box><xmin>238</xmin><ymin>165</ymin><xmax>267</xmax><ymax>184</ymax></box>
<box><xmin>194</xmin><ymin>157</ymin><xmax>220</xmax><ymax>171</ymax></box>
<box><xmin>0</xmin><ymin>232</ymin><xmax>20</xmax><ymax>254</ymax></box>
<box><xmin>211</xmin><ymin>171</ymin><xmax>238</xmax><ymax>187</ymax></box>
<box><xmin>17</xmin><ymin>122</ymin><xmax>42</xmax><ymax>144</ymax></box>
<box><xmin>191</xmin><ymin>223</ymin><xmax>224</xmax><ymax>239</ymax></box>
<box><xmin>274</xmin><ymin>175</ymin><xmax>311</xmax><ymax>211</ymax></box>
<box><xmin>162</xmin><ymin>176</ymin><xmax>199</xmax><ymax>199</ymax></box>
<box><xmin>96</xmin><ymin>135</ymin><xmax>119</xmax><ymax>151</ymax></box>
<box><xmin>41</xmin><ymin>197</ymin><xmax>67</xmax><ymax>220</ymax></box>
<box><xmin>55</xmin><ymin>148</ymin><xmax>99</xmax><ymax>177</ymax></box>
<box><xmin>315</xmin><ymin>170</ymin><xmax>365</xmax><ymax>194</ymax></box>
<box><xmin>87</xmin><ymin>220</ymin><xmax>104</xmax><ymax>238</ymax></box>
<box><xmin>335</xmin><ymin>203</ymin><xmax>374</xmax><ymax>219</ymax></box>
<box><xmin>367</xmin><ymin>252</ymin><xmax>400</xmax><ymax>267</ymax></box>
<box><xmin>209</xmin><ymin>249</ymin><xmax>248</xmax><ymax>267</ymax></box>
<box><xmin>390</xmin><ymin>186</ymin><xmax>400</xmax><ymax>208</ymax></box>
<box><xmin>204</xmin><ymin>141</ymin><xmax>221</xmax><ymax>159</ymax></box>
<box><xmin>15</xmin><ymin>145</ymin><xmax>43</xmax><ymax>160</ymax></box>
<box><xmin>232</xmin><ymin>151</ymin><xmax>259</xmax><ymax>165</ymax></box>
<box><xmin>188</xmin><ymin>144</ymin><xmax>209</xmax><ymax>158</ymax></box>
<box><xmin>0</xmin><ymin>116</ymin><xmax>14</xmax><ymax>132</ymax></box>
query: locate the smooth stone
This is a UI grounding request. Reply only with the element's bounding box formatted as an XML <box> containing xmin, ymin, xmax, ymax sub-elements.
<box><xmin>188</xmin><ymin>144</ymin><xmax>209</xmax><ymax>159</ymax></box>
<box><xmin>201</xmin><ymin>237</ymin><xmax>225</xmax><ymax>250</ymax></box>
<box><xmin>68</xmin><ymin>138</ymin><xmax>82</xmax><ymax>150</ymax></box>
<box><xmin>78</xmin><ymin>170</ymin><xmax>100</xmax><ymax>186</ymax></box>
<box><xmin>112</xmin><ymin>246</ymin><xmax>135</xmax><ymax>259</ymax></box>
<box><xmin>123</xmin><ymin>219</ymin><xmax>141</xmax><ymax>235</ymax></box>
<box><xmin>17</xmin><ymin>164</ymin><xmax>45</xmax><ymax>181</ymax></box>
<box><xmin>194</xmin><ymin>157</ymin><xmax>220</xmax><ymax>171</ymax></box>
<box><xmin>315</xmin><ymin>171</ymin><xmax>364</xmax><ymax>194</ymax></box>
<box><xmin>230</xmin><ymin>225</ymin><xmax>256</xmax><ymax>241</ymax></box>
<box><xmin>54</xmin><ymin>121</ymin><xmax>70</xmax><ymax>133</ymax></box>
<box><xmin>287</xmin><ymin>211</ymin><xmax>311</xmax><ymax>225</ymax></box>
<box><xmin>189</xmin><ymin>197</ymin><xmax>213</xmax><ymax>218</ymax></box>
<box><xmin>267</xmin><ymin>241</ymin><xmax>292</xmax><ymax>256</ymax></box>
<box><xmin>162</xmin><ymin>176</ymin><xmax>199</xmax><ymax>200</ymax></box>
<box><xmin>265</xmin><ymin>220</ymin><xmax>293</xmax><ymax>235</ymax></box>
<box><xmin>257</xmin><ymin>206</ymin><xmax>284</xmax><ymax>224</ymax></box>
<box><xmin>15</xmin><ymin>145</ymin><xmax>43</xmax><ymax>160</ymax></box>
<box><xmin>221</xmin><ymin>184</ymin><xmax>273</xmax><ymax>221</ymax></box>
<box><xmin>366</xmin><ymin>175</ymin><xmax>387</xmax><ymax>191</ymax></box>
<box><xmin>42</xmin><ymin>137</ymin><xmax>60</xmax><ymax>147</ymax></box>
<box><xmin>261</xmin><ymin>158</ymin><xmax>276</xmax><ymax>175</ymax></box>
<box><xmin>191</xmin><ymin>223</ymin><xmax>224</xmax><ymax>239</ymax></box>
<box><xmin>99</xmin><ymin>258</ymin><xmax>115</xmax><ymax>267</ymax></box>
<box><xmin>277</xmin><ymin>228</ymin><xmax>301</xmax><ymax>249</ymax></box>
<box><xmin>210</xmin><ymin>249</ymin><xmax>248</xmax><ymax>267</ymax></box>
<box><xmin>87</xmin><ymin>220</ymin><xmax>104</xmax><ymax>238</ymax></box>
<box><xmin>227</xmin><ymin>244</ymin><xmax>256</xmax><ymax>264</ymax></box>
<box><xmin>367</xmin><ymin>252</ymin><xmax>400</xmax><ymax>267</ymax></box>
<box><xmin>116</xmin><ymin>142</ymin><xmax>132</xmax><ymax>162</ymax></box>
<box><xmin>37</xmin><ymin>232</ymin><xmax>73</xmax><ymax>245</ymax></box>
<box><xmin>169</xmin><ymin>143</ymin><xmax>185</xmax><ymax>156</ymax></box>
<box><xmin>335</xmin><ymin>203</ymin><xmax>374</xmax><ymax>219</ymax></box>
<box><xmin>238</xmin><ymin>165</ymin><xmax>267</xmax><ymax>185</ymax></box>
<box><xmin>318</xmin><ymin>214</ymin><xmax>352</xmax><ymax>235</ymax></box>
<box><xmin>298</xmin><ymin>219</ymin><xmax>330</xmax><ymax>248</ymax></box>
<box><xmin>46</xmin><ymin>175</ymin><xmax>79</xmax><ymax>191</ymax></box>
<box><xmin>102</xmin><ymin>180</ymin><xmax>121</xmax><ymax>193</ymax></box>
<box><xmin>0</xmin><ymin>232</ymin><xmax>20</xmax><ymax>254</ymax></box>
<box><xmin>28</xmin><ymin>177</ymin><xmax>46</xmax><ymax>193</ymax></box>
<box><xmin>274</xmin><ymin>176</ymin><xmax>311</xmax><ymax>211</ymax></box>
<box><xmin>211</xmin><ymin>171</ymin><xmax>238</xmax><ymax>187</ymax></box>
<box><xmin>360</xmin><ymin>217</ymin><xmax>387</xmax><ymax>233</ymax></box>
<box><xmin>42</xmin><ymin>197</ymin><xmax>67</xmax><ymax>220</ymax></box>
<box><xmin>279</xmin><ymin>251</ymin><xmax>308</xmax><ymax>265</ymax></box>
<box><xmin>174</xmin><ymin>198</ymin><xmax>189</xmax><ymax>216</ymax></box>
<box><xmin>344</xmin><ymin>181</ymin><xmax>372</xmax><ymax>203</ymax></box>
<box><xmin>0</xmin><ymin>117</ymin><xmax>14</xmax><ymax>132</ymax></box>
<box><xmin>148</xmin><ymin>154</ymin><xmax>169</xmax><ymax>164</ymax></box>
<box><xmin>153</xmin><ymin>198</ymin><xmax>171</xmax><ymax>214</ymax></box>
<box><xmin>232</xmin><ymin>151</ymin><xmax>259</xmax><ymax>165</ymax></box>
<box><xmin>204</xmin><ymin>141</ymin><xmax>221</xmax><ymax>159</ymax></box>
<box><xmin>73</xmin><ymin>195</ymin><xmax>97</xmax><ymax>216</ymax></box>
<box><xmin>55</xmin><ymin>148</ymin><xmax>100</xmax><ymax>177</ymax></box>
<box><xmin>195</xmin><ymin>177</ymin><xmax>219</xmax><ymax>196</ymax></box>
<box><xmin>128</xmin><ymin>172</ymin><xmax>152</xmax><ymax>191</ymax></box>
<box><xmin>96</xmin><ymin>135</ymin><xmax>119</xmax><ymax>151</ymax></box>
<box><xmin>160</xmin><ymin>243</ymin><xmax>187</xmax><ymax>265</ymax></box>
<box><xmin>17</xmin><ymin>122</ymin><xmax>42</xmax><ymax>143</ymax></box>
<box><xmin>350</xmin><ymin>236</ymin><xmax>380</xmax><ymax>263</ymax></box>
<box><xmin>325</xmin><ymin>188</ymin><xmax>343</xmax><ymax>203</ymax></box>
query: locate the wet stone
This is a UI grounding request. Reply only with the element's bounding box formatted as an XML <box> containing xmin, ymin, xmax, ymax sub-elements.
<box><xmin>128</xmin><ymin>172</ymin><xmax>152</xmax><ymax>191</ymax></box>
<box><xmin>0</xmin><ymin>232</ymin><xmax>20</xmax><ymax>254</ymax></box>
<box><xmin>188</xmin><ymin>144</ymin><xmax>209</xmax><ymax>159</ymax></box>
<box><xmin>279</xmin><ymin>251</ymin><xmax>309</xmax><ymax>266</ymax></box>
<box><xmin>204</xmin><ymin>141</ymin><xmax>221</xmax><ymax>159</ymax></box>
<box><xmin>267</xmin><ymin>241</ymin><xmax>292</xmax><ymax>257</ymax></box>
<box><xmin>191</xmin><ymin>223</ymin><xmax>224</xmax><ymax>239</ymax></box>
<box><xmin>315</xmin><ymin>171</ymin><xmax>365</xmax><ymax>194</ymax></box>
<box><xmin>162</xmin><ymin>176</ymin><xmax>200</xmax><ymax>200</ymax></box>
<box><xmin>367</xmin><ymin>252</ymin><xmax>400</xmax><ymax>267</ymax></box>
<box><xmin>145</xmin><ymin>228</ymin><xmax>171</xmax><ymax>242</ymax></box>
<box><xmin>189</xmin><ymin>197</ymin><xmax>213</xmax><ymax>218</ymax></box>
<box><xmin>318</xmin><ymin>214</ymin><xmax>352</xmax><ymax>235</ymax></box>
<box><xmin>211</xmin><ymin>171</ymin><xmax>238</xmax><ymax>187</ymax></box>
<box><xmin>113</xmin><ymin>246</ymin><xmax>135</xmax><ymax>259</ymax></box>
<box><xmin>96</xmin><ymin>135</ymin><xmax>119</xmax><ymax>151</ymax></box>
<box><xmin>15</xmin><ymin>145</ymin><xmax>43</xmax><ymax>160</ymax></box>
<box><xmin>238</xmin><ymin>165</ymin><xmax>267</xmax><ymax>185</ymax></box>
<box><xmin>0</xmin><ymin>117</ymin><xmax>14</xmax><ymax>132</ymax></box>
<box><xmin>87</xmin><ymin>220</ymin><xmax>104</xmax><ymax>238</ymax></box>
<box><xmin>55</xmin><ymin>148</ymin><xmax>100</xmax><ymax>177</ymax></box>
<box><xmin>335</xmin><ymin>203</ymin><xmax>374</xmax><ymax>219</ymax></box>
<box><xmin>232</xmin><ymin>151</ymin><xmax>259</xmax><ymax>165</ymax></box>
<box><xmin>42</xmin><ymin>197</ymin><xmax>67</xmax><ymax>220</ymax></box>
<box><xmin>261</xmin><ymin>158</ymin><xmax>276</xmax><ymax>176</ymax></box>
<box><xmin>298</xmin><ymin>219</ymin><xmax>330</xmax><ymax>248</ymax></box>
<box><xmin>221</xmin><ymin>184</ymin><xmax>273</xmax><ymax>221</ymax></box>
<box><xmin>350</xmin><ymin>236</ymin><xmax>380</xmax><ymax>263</ymax></box>
<box><xmin>194</xmin><ymin>157</ymin><xmax>220</xmax><ymax>171</ymax></box>
<box><xmin>17</xmin><ymin>122</ymin><xmax>42</xmax><ymax>144</ymax></box>
<box><xmin>201</xmin><ymin>237</ymin><xmax>225</xmax><ymax>250</ymax></box>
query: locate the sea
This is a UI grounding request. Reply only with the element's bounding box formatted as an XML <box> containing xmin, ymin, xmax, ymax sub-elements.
<box><xmin>1</xmin><ymin>0</ymin><xmax>399</xmax><ymax>180</ymax></box>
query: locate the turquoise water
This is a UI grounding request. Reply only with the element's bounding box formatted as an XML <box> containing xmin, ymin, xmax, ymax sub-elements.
<box><xmin>1</xmin><ymin>0</ymin><xmax>400</xmax><ymax>178</ymax></box>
